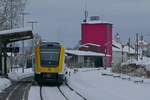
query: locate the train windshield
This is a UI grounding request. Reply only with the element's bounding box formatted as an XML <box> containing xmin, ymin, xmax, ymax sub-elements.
<box><xmin>40</xmin><ymin>46</ymin><xmax>60</xmax><ymax>67</ymax></box>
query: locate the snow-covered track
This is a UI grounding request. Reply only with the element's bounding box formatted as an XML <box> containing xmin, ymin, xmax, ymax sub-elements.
<box><xmin>2</xmin><ymin>77</ymin><xmax>33</xmax><ymax>100</ymax></box>
<box><xmin>31</xmin><ymin>85</ymin><xmax>67</xmax><ymax>100</ymax></box>
<box><xmin>57</xmin><ymin>86</ymin><xmax>69</xmax><ymax>100</ymax></box>
<box><xmin>65</xmin><ymin>83</ymin><xmax>87</xmax><ymax>100</ymax></box>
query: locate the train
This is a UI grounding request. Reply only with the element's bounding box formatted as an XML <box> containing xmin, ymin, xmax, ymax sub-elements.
<box><xmin>34</xmin><ymin>41</ymin><xmax>66</xmax><ymax>84</ymax></box>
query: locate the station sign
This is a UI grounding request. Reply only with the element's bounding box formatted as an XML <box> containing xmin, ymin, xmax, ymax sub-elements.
<box><xmin>2</xmin><ymin>47</ymin><xmax>19</xmax><ymax>53</ymax></box>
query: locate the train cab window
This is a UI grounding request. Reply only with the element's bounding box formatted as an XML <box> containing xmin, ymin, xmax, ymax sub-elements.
<box><xmin>40</xmin><ymin>46</ymin><xmax>60</xmax><ymax>67</ymax></box>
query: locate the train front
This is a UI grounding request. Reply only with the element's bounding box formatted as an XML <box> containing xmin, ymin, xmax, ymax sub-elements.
<box><xmin>34</xmin><ymin>42</ymin><xmax>65</xmax><ymax>84</ymax></box>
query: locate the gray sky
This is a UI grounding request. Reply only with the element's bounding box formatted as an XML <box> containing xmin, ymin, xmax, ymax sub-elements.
<box><xmin>25</xmin><ymin>0</ymin><xmax>150</xmax><ymax>47</ymax></box>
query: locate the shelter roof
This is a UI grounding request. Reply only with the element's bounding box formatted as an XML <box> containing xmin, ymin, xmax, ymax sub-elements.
<box><xmin>0</xmin><ymin>27</ymin><xmax>33</xmax><ymax>43</ymax></box>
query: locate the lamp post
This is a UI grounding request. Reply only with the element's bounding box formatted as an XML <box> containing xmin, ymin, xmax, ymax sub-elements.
<box><xmin>27</xmin><ymin>21</ymin><xmax>38</xmax><ymax>30</ymax></box>
<box><xmin>104</xmin><ymin>48</ymin><xmax>107</xmax><ymax>70</ymax></box>
<box><xmin>20</xmin><ymin>12</ymin><xmax>29</xmax><ymax>73</ymax></box>
<box><xmin>27</xmin><ymin>21</ymin><xmax>38</xmax><ymax>68</ymax></box>
<box><xmin>136</xmin><ymin>33</ymin><xmax>139</xmax><ymax>61</ymax></box>
<box><xmin>104</xmin><ymin>42</ymin><xmax>109</xmax><ymax>70</ymax></box>
<box><xmin>120</xmin><ymin>44</ymin><xmax>125</xmax><ymax>74</ymax></box>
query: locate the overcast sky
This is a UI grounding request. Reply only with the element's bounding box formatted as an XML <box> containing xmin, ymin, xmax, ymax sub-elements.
<box><xmin>25</xmin><ymin>0</ymin><xmax>150</xmax><ymax>47</ymax></box>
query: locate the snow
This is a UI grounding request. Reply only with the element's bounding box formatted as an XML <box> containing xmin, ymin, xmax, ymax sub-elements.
<box><xmin>42</xmin><ymin>87</ymin><xmax>66</xmax><ymax>100</ymax></box>
<box><xmin>65</xmin><ymin>50</ymin><xmax>110</xmax><ymax>57</ymax></box>
<box><xmin>28</xmin><ymin>68</ymin><xmax>150</xmax><ymax>100</ymax></box>
<box><xmin>0</xmin><ymin>77</ymin><xmax>11</xmax><ymax>93</ymax></box>
<box><xmin>122</xmin><ymin>57</ymin><xmax>150</xmax><ymax>71</ymax></box>
<box><xmin>8</xmin><ymin>68</ymin><xmax>34</xmax><ymax>81</ymax></box>
<box><xmin>67</xmin><ymin>68</ymin><xmax>150</xmax><ymax>100</ymax></box>
<box><xmin>28</xmin><ymin>86</ymin><xmax>41</xmax><ymax>100</ymax></box>
<box><xmin>138</xmin><ymin>40</ymin><xmax>148</xmax><ymax>45</ymax></box>
<box><xmin>0</xmin><ymin>27</ymin><xmax>32</xmax><ymax>35</ymax></box>
<box><xmin>0</xmin><ymin>68</ymin><xmax>33</xmax><ymax>93</ymax></box>
<box><xmin>59</xmin><ymin>85</ymin><xmax>83</xmax><ymax>100</ymax></box>
<box><xmin>82</xmin><ymin>43</ymin><xmax>101</xmax><ymax>47</ymax></box>
<box><xmin>28</xmin><ymin>86</ymin><xmax>66</xmax><ymax>100</ymax></box>
<box><xmin>82</xmin><ymin>20</ymin><xmax>112</xmax><ymax>24</ymax></box>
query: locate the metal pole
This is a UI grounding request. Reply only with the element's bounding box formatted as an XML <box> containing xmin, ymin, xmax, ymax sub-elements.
<box><xmin>22</xmin><ymin>14</ymin><xmax>24</xmax><ymax>73</ymax></box>
<box><xmin>20</xmin><ymin>12</ymin><xmax>29</xmax><ymax>73</ymax></box>
<box><xmin>10</xmin><ymin>0</ymin><xmax>13</xmax><ymax>72</ymax></box>
<box><xmin>27</xmin><ymin>21</ymin><xmax>37</xmax><ymax>68</ymax></box>
<box><xmin>136</xmin><ymin>33</ymin><xmax>139</xmax><ymax>61</ymax></box>
<box><xmin>27</xmin><ymin>21</ymin><xmax>38</xmax><ymax>30</ymax></box>
<box><xmin>104</xmin><ymin>48</ymin><xmax>107</xmax><ymax>70</ymax></box>
<box><xmin>10</xmin><ymin>0</ymin><xmax>13</xmax><ymax>29</ymax></box>
<box><xmin>128</xmin><ymin>38</ymin><xmax>130</xmax><ymax>59</ymax></box>
<box><xmin>121</xmin><ymin>45</ymin><xmax>124</xmax><ymax>63</ymax></box>
<box><xmin>0</xmin><ymin>45</ymin><xmax>2</xmax><ymax>75</ymax></box>
<box><xmin>4</xmin><ymin>43</ymin><xmax>7</xmax><ymax>75</ymax></box>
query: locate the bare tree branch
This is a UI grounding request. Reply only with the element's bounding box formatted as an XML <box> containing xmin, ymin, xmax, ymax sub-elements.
<box><xmin>0</xmin><ymin>0</ymin><xmax>27</xmax><ymax>30</ymax></box>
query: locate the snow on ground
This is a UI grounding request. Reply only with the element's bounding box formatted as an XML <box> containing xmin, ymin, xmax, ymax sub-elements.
<box><xmin>0</xmin><ymin>77</ymin><xmax>11</xmax><ymax>93</ymax></box>
<box><xmin>67</xmin><ymin>68</ymin><xmax>150</xmax><ymax>100</ymax></box>
<box><xmin>42</xmin><ymin>86</ymin><xmax>66</xmax><ymax>100</ymax></box>
<box><xmin>60</xmin><ymin>85</ymin><xmax>83</xmax><ymax>100</ymax></box>
<box><xmin>0</xmin><ymin>68</ymin><xmax>33</xmax><ymax>93</ymax></box>
<box><xmin>28</xmin><ymin>86</ymin><xmax>66</xmax><ymax>100</ymax></box>
<box><xmin>28</xmin><ymin>86</ymin><xmax>41</xmax><ymax>100</ymax></box>
<box><xmin>8</xmin><ymin>68</ymin><xmax>34</xmax><ymax>81</ymax></box>
<box><xmin>28</xmin><ymin>68</ymin><xmax>150</xmax><ymax>100</ymax></box>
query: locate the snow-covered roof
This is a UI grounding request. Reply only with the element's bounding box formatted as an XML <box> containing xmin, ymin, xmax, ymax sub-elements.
<box><xmin>82</xmin><ymin>43</ymin><xmax>101</xmax><ymax>47</ymax></box>
<box><xmin>65</xmin><ymin>50</ymin><xmax>110</xmax><ymax>57</ymax></box>
<box><xmin>0</xmin><ymin>27</ymin><xmax>32</xmax><ymax>35</ymax></box>
<box><xmin>138</xmin><ymin>40</ymin><xmax>149</xmax><ymax>45</ymax></box>
<box><xmin>112</xmin><ymin>40</ymin><xmax>135</xmax><ymax>54</ymax></box>
<box><xmin>82</xmin><ymin>20</ymin><xmax>112</xmax><ymax>24</ymax></box>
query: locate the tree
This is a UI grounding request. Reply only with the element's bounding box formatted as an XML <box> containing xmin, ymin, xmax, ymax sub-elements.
<box><xmin>0</xmin><ymin>0</ymin><xmax>27</xmax><ymax>30</ymax></box>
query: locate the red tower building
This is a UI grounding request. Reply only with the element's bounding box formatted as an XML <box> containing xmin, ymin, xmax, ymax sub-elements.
<box><xmin>81</xmin><ymin>16</ymin><xmax>112</xmax><ymax>67</ymax></box>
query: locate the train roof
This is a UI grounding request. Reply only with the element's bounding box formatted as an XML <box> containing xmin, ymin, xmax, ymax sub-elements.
<box><xmin>39</xmin><ymin>41</ymin><xmax>61</xmax><ymax>47</ymax></box>
<box><xmin>41</xmin><ymin>42</ymin><xmax>60</xmax><ymax>45</ymax></box>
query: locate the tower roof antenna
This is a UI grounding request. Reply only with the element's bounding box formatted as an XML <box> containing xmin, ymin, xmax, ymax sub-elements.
<box><xmin>83</xmin><ymin>0</ymin><xmax>88</xmax><ymax>23</ymax></box>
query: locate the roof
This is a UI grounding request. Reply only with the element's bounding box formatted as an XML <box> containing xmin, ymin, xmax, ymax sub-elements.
<box><xmin>82</xmin><ymin>43</ymin><xmax>101</xmax><ymax>47</ymax></box>
<box><xmin>0</xmin><ymin>27</ymin><xmax>32</xmax><ymax>35</ymax></box>
<box><xmin>65</xmin><ymin>50</ymin><xmax>110</xmax><ymax>57</ymax></box>
<box><xmin>138</xmin><ymin>40</ymin><xmax>149</xmax><ymax>45</ymax></box>
<box><xmin>81</xmin><ymin>20</ymin><xmax>112</xmax><ymax>24</ymax></box>
<box><xmin>0</xmin><ymin>27</ymin><xmax>33</xmax><ymax>43</ymax></box>
<box><xmin>112</xmin><ymin>40</ymin><xmax>135</xmax><ymax>54</ymax></box>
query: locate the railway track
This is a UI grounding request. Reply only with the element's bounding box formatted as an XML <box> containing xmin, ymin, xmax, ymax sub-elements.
<box><xmin>40</xmin><ymin>86</ymin><xmax>44</xmax><ymax>100</ymax></box>
<box><xmin>0</xmin><ymin>77</ymin><xmax>33</xmax><ymax>100</ymax></box>
<box><xmin>39</xmin><ymin>85</ymin><xmax>68</xmax><ymax>100</ymax></box>
<box><xmin>65</xmin><ymin>83</ymin><xmax>87</xmax><ymax>100</ymax></box>
<box><xmin>57</xmin><ymin>86</ymin><xmax>69</xmax><ymax>100</ymax></box>
<box><xmin>38</xmin><ymin>82</ymin><xmax>87</xmax><ymax>100</ymax></box>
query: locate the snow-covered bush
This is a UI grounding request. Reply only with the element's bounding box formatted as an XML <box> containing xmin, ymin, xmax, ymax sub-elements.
<box><xmin>120</xmin><ymin>57</ymin><xmax>150</xmax><ymax>77</ymax></box>
<box><xmin>112</xmin><ymin>63</ymin><xmax>122</xmax><ymax>73</ymax></box>
<box><xmin>113</xmin><ymin>57</ymin><xmax>150</xmax><ymax>78</ymax></box>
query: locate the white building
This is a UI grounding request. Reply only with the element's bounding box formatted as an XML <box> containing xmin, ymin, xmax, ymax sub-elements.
<box><xmin>65</xmin><ymin>50</ymin><xmax>110</xmax><ymax>68</ymax></box>
<box><xmin>112</xmin><ymin>40</ymin><xmax>136</xmax><ymax>67</ymax></box>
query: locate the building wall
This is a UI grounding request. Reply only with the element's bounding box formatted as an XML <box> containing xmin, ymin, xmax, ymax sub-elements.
<box><xmin>66</xmin><ymin>54</ymin><xmax>103</xmax><ymax>68</ymax></box>
<box><xmin>81</xmin><ymin>23</ymin><xmax>112</xmax><ymax>67</ymax></box>
<box><xmin>112</xmin><ymin>51</ymin><xmax>128</xmax><ymax>67</ymax></box>
<box><xmin>78</xmin><ymin>56</ymin><xmax>84</xmax><ymax>66</ymax></box>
